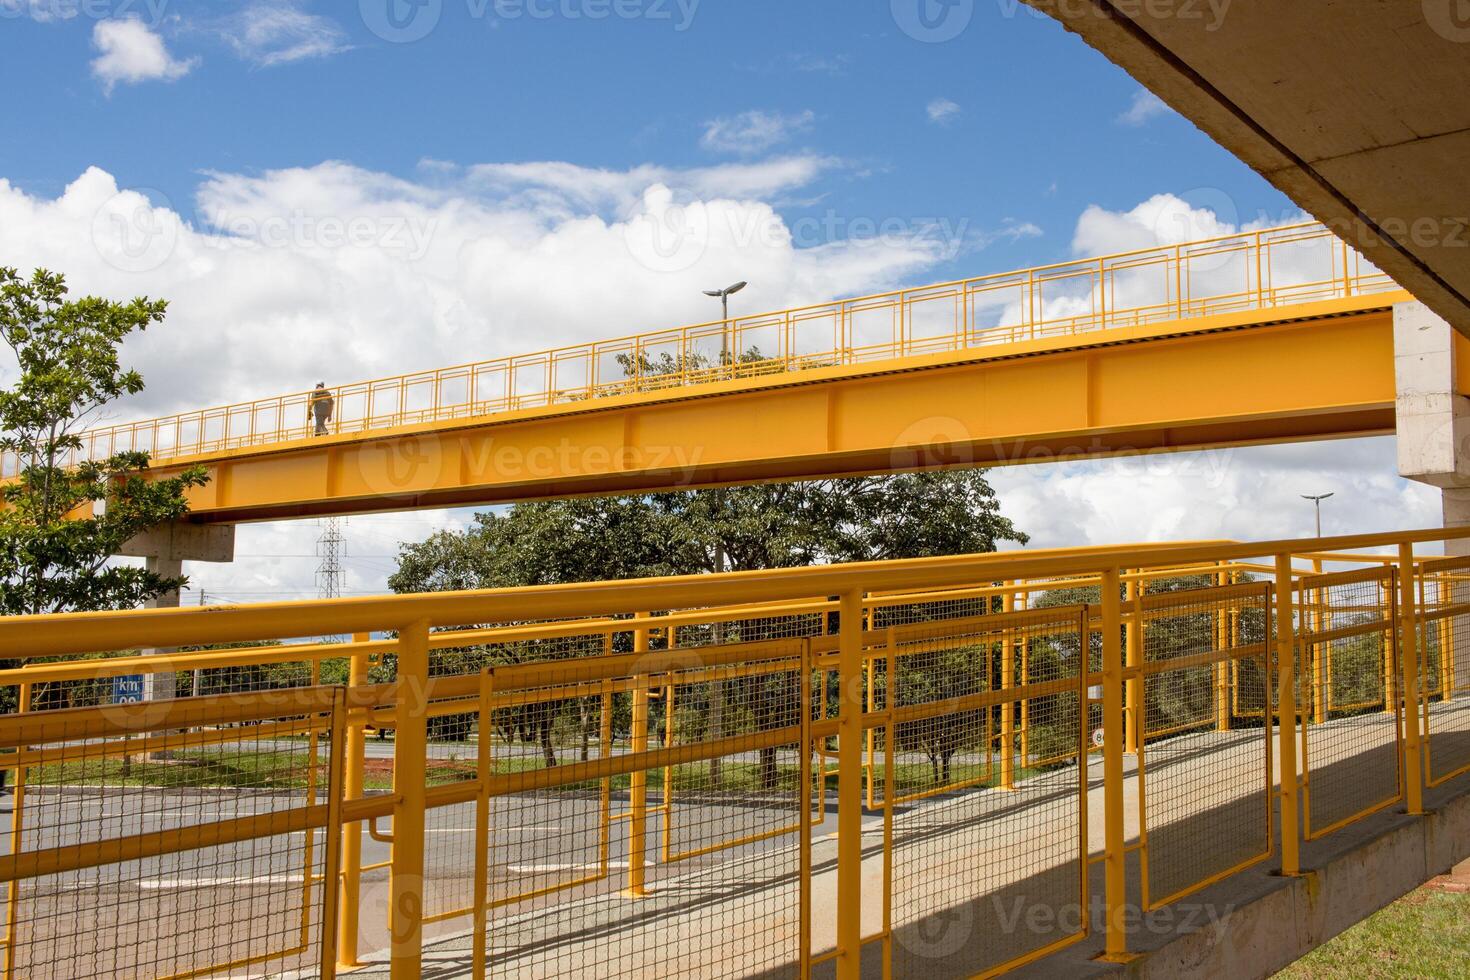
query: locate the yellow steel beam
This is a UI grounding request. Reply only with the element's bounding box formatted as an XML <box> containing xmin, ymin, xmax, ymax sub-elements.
<box><xmin>11</xmin><ymin>524</ymin><xmax>1470</xmax><ymax>661</ymax></box>
<box><xmin>143</xmin><ymin>297</ymin><xmax>1402</xmax><ymax>523</ymax></box>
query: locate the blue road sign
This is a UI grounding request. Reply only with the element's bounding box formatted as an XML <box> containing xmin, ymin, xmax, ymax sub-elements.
<box><xmin>112</xmin><ymin>675</ymin><xmax>145</xmax><ymax>704</ymax></box>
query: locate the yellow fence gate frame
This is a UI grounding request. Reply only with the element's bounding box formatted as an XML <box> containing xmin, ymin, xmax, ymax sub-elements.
<box><xmin>0</xmin><ymin>527</ymin><xmax>1465</xmax><ymax>977</ymax></box>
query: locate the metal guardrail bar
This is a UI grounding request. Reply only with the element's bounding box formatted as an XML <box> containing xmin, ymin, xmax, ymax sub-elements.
<box><xmin>1</xmin><ymin>527</ymin><xmax>1467</xmax><ymax>979</ymax></box>
<box><xmin>0</xmin><ymin>221</ymin><xmax>1397</xmax><ymax>477</ymax></box>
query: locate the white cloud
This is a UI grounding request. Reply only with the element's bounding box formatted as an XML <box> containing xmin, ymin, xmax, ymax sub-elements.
<box><xmin>1117</xmin><ymin>89</ymin><xmax>1171</xmax><ymax>127</ymax></box>
<box><xmin>701</xmin><ymin>110</ymin><xmax>815</xmax><ymax>155</ymax></box>
<box><xmin>988</xmin><ymin>438</ymin><xmax>1438</xmax><ymax>555</ymax></box>
<box><xmin>6</xmin><ymin>171</ymin><xmax>1424</xmax><ymax>598</ymax></box>
<box><xmin>219</xmin><ymin>1</ymin><xmax>350</xmax><ymax>67</ymax></box>
<box><xmin>0</xmin><ymin>158</ymin><xmax>948</xmax><ymax>422</ymax></box>
<box><xmin>984</xmin><ymin>194</ymin><xmax>1421</xmax><ymax>554</ymax></box>
<box><xmin>90</xmin><ymin>16</ymin><xmax>197</xmax><ymax>94</ymax></box>
<box><xmin>926</xmin><ymin>98</ymin><xmax>961</xmax><ymax>125</ymax></box>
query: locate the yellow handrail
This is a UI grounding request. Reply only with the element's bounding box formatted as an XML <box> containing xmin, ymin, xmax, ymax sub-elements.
<box><xmin>0</xmin><ymin>220</ymin><xmax>1396</xmax><ymax>477</ymax></box>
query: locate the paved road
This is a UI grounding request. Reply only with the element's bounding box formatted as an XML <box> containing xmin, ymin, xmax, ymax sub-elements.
<box><xmin>1</xmin><ymin>695</ymin><xmax>1464</xmax><ymax>979</ymax></box>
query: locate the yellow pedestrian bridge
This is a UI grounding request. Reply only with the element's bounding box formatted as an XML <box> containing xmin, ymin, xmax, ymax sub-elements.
<box><xmin>2</xmin><ymin>221</ymin><xmax>1423</xmax><ymax>522</ymax></box>
<box><xmin>0</xmin><ymin>526</ymin><xmax>1467</xmax><ymax>978</ymax></box>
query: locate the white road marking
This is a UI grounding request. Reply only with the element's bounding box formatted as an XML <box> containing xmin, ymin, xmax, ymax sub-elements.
<box><xmin>499</xmin><ymin>825</ymin><xmax>563</xmax><ymax>833</ymax></box>
<box><xmin>138</xmin><ymin>876</ymin><xmax>305</xmax><ymax>889</ymax></box>
<box><xmin>509</xmin><ymin>862</ymin><xmax>629</xmax><ymax>873</ymax></box>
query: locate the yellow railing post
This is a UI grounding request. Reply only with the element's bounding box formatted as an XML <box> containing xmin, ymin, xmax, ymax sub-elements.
<box><xmin>1019</xmin><ymin>589</ymin><xmax>1031</xmax><ymax>768</ymax></box>
<box><xmin>337</xmin><ymin>634</ymin><xmax>371</xmax><ymax>970</ymax></box>
<box><xmin>1100</xmin><ymin>567</ymin><xmax>1129</xmax><ymax>960</ymax></box>
<box><xmin>1215</xmin><ymin>565</ymin><xmax>1232</xmax><ymax>732</ymax></box>
<box><xmin>472</xmin><ymin>668</ymin><xmax>493</xmax><ymax>980</ymax></box>
<box><xmin>2</xmin><ymin>682</ymin><xmax>31</xmax><ymax>980</ymax></box>
<box><xmin>1382</xmin><ymin>577</ymin><xmax>1398</xmax><ymax>714</ymax></box>
<box><xmin>1398</xmin><ymin>545</ymin><xmax>1425</xmax><ymax>815</ymax></box>
<box><xmin>390</xmin><ymin>619</ymin><xmax>431</xmax><ymax>980</ymax></box>
<box><xmin>1124</xmin><ymin>570</ymin><xmax>1142</xmax><ymax>755</ymax></box>
<box><xmin>1000</xmin><ymin>584</ymin><xmax>1016</xmax><ymax>789</ymax></box>
<box><xmin>1436</xmin><ymin>574</ymin><xmax>1454</xmax><ymax>701</ymax></box>
<box><xmin>1275</xmin><ymin>554</ymin><xmax>1301</xmax><ymax>877</ymax></box>
<box><xmin>626</xmin><ymin>614</ymin><xmax>651</xmax><ymax>898</ymax></box>
<box><xmin>836</xmin><ymin>588</ymin><xmax>864</xmax><ymax>980</ymax></box>
<box><xmin>1311</xmin><ymin>559</ymin><xmax>1326</xmax><ymax>725</ymax></box>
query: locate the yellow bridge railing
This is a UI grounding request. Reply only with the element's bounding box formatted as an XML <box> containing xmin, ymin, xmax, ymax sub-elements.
<box><xmin>0</xmin><ymin>526</ymin><xmax>1465</xmax><ymax>978</ymax></box>
<box><xmin>0</xmin><ymin>221</ymin><xmax>1396</xmax><ymax>478</ymax></box>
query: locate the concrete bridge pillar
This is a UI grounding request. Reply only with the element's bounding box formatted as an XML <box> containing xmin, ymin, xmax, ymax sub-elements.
<box><xmin>1394</xmin><ymin>301</ymin><xmax>1470</xmax><ymax>557</ymax></box>
<box><xmin>117</xmin><ymin>522</ymin><xmax>235</xmax><ymax>697</ymax></box>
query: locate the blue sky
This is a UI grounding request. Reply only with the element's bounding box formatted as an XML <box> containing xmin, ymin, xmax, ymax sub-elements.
<box><xmin>0</xmin><ymin>0</ymin><xmax>1434</xmax><ymax>601</ymax></box>
<box><xmin>1</xmin><ymin>0</ymin><xmax>1291</xmax><ymax>281</ymax></box>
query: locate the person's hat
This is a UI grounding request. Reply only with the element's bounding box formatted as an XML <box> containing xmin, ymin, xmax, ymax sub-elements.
<box><xmin>316</xmin><ymin>381</ymin><xmax>325</xmax><ymax>387</ymax></box>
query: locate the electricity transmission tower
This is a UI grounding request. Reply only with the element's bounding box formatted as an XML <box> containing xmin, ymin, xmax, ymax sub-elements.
<box><xmin>316</xmin><ymin>519</ymin><xmax>346</xmax><ymax>642</ymax></box>
<box><xmin>316</xmin><ymin>518</ymin><xmax>346</xmax><ymax>600</ymax></box>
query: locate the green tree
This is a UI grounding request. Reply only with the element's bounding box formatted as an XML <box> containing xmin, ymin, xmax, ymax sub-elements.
<box><xmin>0</xmin><ymin>268</ymin><xmax>207</xmax><ymax>617</ymax></box>
<box><xmin>389</xmin><ymin>472</ymin><xmax>1027</xmax><ymax>784</ymax></box>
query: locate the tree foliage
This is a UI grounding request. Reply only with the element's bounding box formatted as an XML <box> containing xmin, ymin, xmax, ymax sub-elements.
<box><xmin>0</xmin><ymin>267</ymin><xmax>207</xmax><ymax>617</ymax></box>
<box><xmin>391</xmin><ymin>471</ymin><xmax>1027</xmax><ymax>593</ymax></box>
<box><xmin>389</xmin><ymin>471</ymin><xmax>1028</xmax><ymax>776</ymax></box>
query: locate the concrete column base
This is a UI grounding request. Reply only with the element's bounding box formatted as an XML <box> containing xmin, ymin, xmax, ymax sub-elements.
<box><xmin>1395</xmin><ymin>301</ymin><xmax>1470</xmax><ymax>553</ymax></box>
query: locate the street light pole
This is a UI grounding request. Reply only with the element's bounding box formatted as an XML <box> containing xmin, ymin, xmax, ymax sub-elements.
<box><xmin>702</xmin><ymin>280</ymin><xmax>747</xmax><ymax>369</ymax></box>
<box><xmin>1301</xmin><ymin>492</ymin><xmax>1334</xmax><ymax>538</ymax></box>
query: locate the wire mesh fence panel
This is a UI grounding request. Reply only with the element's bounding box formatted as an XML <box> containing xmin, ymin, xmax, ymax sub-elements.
<box><xmin>5</xmin><ymin>644</ymin><xmax>339</xmax><ymax>724</ymax></box>
<box><xmin>0</xmin><ymin>688</ymin><xmax>342</xmax><ymax>979</ymax></box>
<box><xmin>479</xmin><ymin>638</ymin><xmax>809</xmax><ymax>979</ymax></box>
<box><xmin>415</xmin><ymin>628</ymin><xmax>611</xmax><ymax>923</ymax></box>
<box><xmin>1419</xmin><ymin>558</ymin><xmax>1470</xmax><ymax>786</ymax></box>
<box><xmin>662</xmin><ymin>612</ymin><xmax>828</xmax><ymax>851</ymax></box>
<box><xmin>1136</xmin><ymin>582</ymin><xmax>1272</xmax><ymax>910</ymax></box>
<box><xmin>1297</xmin><ymin>567</ymin><xmax>1401</xmax><ymax>839</ymax></box>
<box><xmin>881</xmin><ymin>606</ymin><xmax>1089</xmax><ymax>978</ymax></box>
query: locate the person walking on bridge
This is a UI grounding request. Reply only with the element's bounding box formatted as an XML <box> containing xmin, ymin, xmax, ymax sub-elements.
<box><xmin>309</xmin><ymin>382</ymin><xmax>334</xmax><ymax>436</ymax></box>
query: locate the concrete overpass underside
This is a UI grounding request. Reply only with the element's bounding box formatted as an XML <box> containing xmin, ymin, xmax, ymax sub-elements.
<box><xmin>1026</xmin><ymin>0</ymin><xmax>1470</xmax><ymax>337</ymax></box>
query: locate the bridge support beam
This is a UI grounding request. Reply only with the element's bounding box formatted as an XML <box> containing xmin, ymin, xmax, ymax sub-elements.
<box><xmin>1395</xmin><ymin>300</ymin><xmax>1470</xmax><ymax>558</ymax></box>
<box><xmin>116</xmin><ymin>522</ymin><xmax>236</xmax><ymax>698</ymax></box>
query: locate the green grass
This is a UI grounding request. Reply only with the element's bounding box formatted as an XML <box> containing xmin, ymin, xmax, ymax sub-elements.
<box><xmin>26</xmin><ymin>747</ymin><xmax>1043</xmax><ymax>798</ymax></box>
<box><xmin>1276</xmin><ymin>888</ymin><xmax>1470</xmax><ymax>978</ymax></box>
<box><xmin>30</xmin><ymin>750</ymin><xmax>320</xmax><ymax>790</ymax></box>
